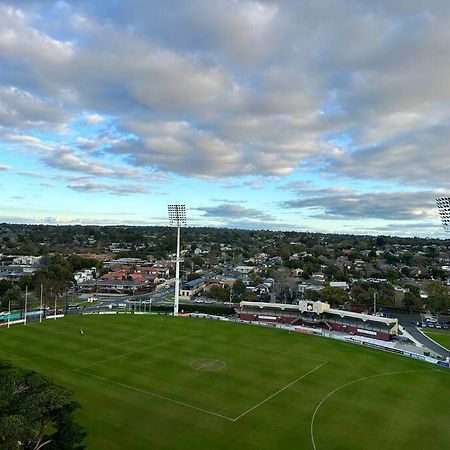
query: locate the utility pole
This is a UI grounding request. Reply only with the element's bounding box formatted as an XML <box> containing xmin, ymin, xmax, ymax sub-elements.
<box><xmin>373</xmin><ymin>291</ymin><xmax>377</xmax><ymax>315</ymax></box>
<box><xmin>7</xmin><ymin>300</ymin><xmax>10</xmax><ymax>329</ymax></box>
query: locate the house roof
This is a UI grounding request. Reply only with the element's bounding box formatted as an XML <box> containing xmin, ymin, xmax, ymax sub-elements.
<box><xmin>183</xmin><ymin>278</ymin><xmax>204</xmax><ymax>289</ymax></box>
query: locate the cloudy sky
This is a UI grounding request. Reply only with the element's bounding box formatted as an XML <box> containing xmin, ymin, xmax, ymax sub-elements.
<box><xmin>0</xmin><ymin>0</ymin><xmax>449</xmax><ymax>237</ymax></box>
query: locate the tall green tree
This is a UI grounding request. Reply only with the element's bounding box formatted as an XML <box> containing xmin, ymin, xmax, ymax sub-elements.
<box><xmin>232</xmin><ymin>280</ymin><xmax>246</xmax><ymax>300</ymax></box>
<box><xmin>207</xmin><ymin>285</ymin><xmax>230</xmax><ymax>302</ymax></box>
<box><xmin>320</xmin><ymin>286</ymin><xmax>349</xmax><ymax>305</ymax></box>
<box><xmin>0</xmin><ymin>362</ymin><xmax>86</xmax><ymax>450</ymax></box>
<box><xmin>350</xmin><ymin>283</ymin><xmax>374</xmax><ymax>307</ymax></box>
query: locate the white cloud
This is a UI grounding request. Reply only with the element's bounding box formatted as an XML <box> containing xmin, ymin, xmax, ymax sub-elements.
<box><xmin>0</xmin><ymin>5</ymin><xmax>74</xmax><ymax>65</ymax></box>
<box><xmin>0</xmin><ymin>86</ymin><xmax>70</xmax><ymax>130</ymax></box>
<box><xmin>67</xmin><ymin>181</ymin><xmax>149</xmax><ymax>196</ymax></box>
<box><xmin>282</xmin><ymin>183</ymin><xmax>441</xmax><ymax>221</ymax></box>
<box><xmin>44</xmin><ymin>148</ymin><xmax>143</xmax><ymax>179</ymax></box>
<box><xmin>84</xmin><ymin>113</ymin><xmax>104</xmax><ymax>125</ymax></box>
<box><xmin>196</xmin><ymin>203</ymin><xmax>275</xmax><ymax>221</ymax></box>
<box><xmin>0</xmin><ymin>0</ymin><xmax>449</xmax><ymax>193</ymax></box>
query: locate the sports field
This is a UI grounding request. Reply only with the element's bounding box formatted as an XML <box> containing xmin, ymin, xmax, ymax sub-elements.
<box><xmin>1</xmin><ymin>315</ymin><xmax>449</xmax><ymax>450</ymax></box>
<box><xmin>424</xmin><ymin>329</ymin><xmax>450</xmax><ymax>351</ymax></box>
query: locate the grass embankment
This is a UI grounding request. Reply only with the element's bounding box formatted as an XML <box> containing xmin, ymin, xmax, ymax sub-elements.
<box><xmin>424</xmin><ymin>329</ymin><xmax>450</xmax><ymax>351</ymax></box>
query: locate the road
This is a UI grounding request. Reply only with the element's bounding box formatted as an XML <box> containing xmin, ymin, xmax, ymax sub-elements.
<box><xmin>388</xmin><ymin>310</ymin><xmax>450</xmax><ymax>359</ymax></box>
<box><xmin>404</xmin><ymin>326</ymin><xmax>450</xmax><ymax>359</ymax></box>
<box><xmin>72</xmin><ymin>287</ymin><xmax>234</xmax><ymax>314</ymax></box>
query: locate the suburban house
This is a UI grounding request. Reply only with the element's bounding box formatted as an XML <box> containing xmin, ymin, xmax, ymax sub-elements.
<box><xmin>329</xmin><ymin>281</ymin><xmax>349</xmax><ymax>290</ymax></box>
<box><xmin>234</xmin><ymin>265</ymin><xmax>256</xmax><ymax>275</ymax></box>
<box><xmin>179</xmin><ymin>278</ymin><xmax>205</xmax><ymax>299</ymax></box>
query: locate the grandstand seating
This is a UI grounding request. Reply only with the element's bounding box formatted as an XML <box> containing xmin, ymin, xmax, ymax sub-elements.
<box><xmin>238</xmin><ymin>300</ymin><xmax>398</xmax><ymax>341</ymax></box>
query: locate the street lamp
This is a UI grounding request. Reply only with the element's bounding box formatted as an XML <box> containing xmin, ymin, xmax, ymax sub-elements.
<box><xmin>436</xmin><ymin>197</ymin><xmax>450</xmax><ymax>232</ymax></box>
<box><xmin>168</xmin><ymin>204</ymin><xmax>187</xmax><ymax>316</ymax></box>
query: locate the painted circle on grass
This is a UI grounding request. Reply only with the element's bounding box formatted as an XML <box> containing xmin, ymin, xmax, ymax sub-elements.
<box><xmin>189</xmin><ymin>359</ymin><xmax>226</xmax><ymax>371</ymax></box>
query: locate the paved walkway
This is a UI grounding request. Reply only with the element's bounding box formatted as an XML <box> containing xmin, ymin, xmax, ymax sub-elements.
<box><xmin>398</xmin><ymin>325</ymin><xmax>425</xmax><ymax>348</ymax></box>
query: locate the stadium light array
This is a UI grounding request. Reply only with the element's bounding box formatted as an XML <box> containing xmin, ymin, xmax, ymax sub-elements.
<box><xmin>436</xmin><ymin>197</ymin><xmax>450</xmax><ymax>232</ymax></box>
<box><xmin>168</xmin><ymin>204</ymin><xmax>187</xmax><ymax>316</ymax></box>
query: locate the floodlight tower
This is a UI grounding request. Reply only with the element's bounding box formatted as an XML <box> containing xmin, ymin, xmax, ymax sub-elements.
<box><xmin>436</xmin><ymin>197</ymin><xmax>450</xmax><ymax>232</ymax></box>
<box><xmin>168</xmin><ymin>204</ymin><xmax>187</xmax><ymax>316</ymax></box>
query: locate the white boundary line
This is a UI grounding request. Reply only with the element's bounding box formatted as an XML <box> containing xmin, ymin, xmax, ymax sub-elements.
<box><xmin>6</xmin><ymin>316</ymin><xmax>166</xmax><ymax>363</ymax></box>
<box><xmin>189</xmin><ymin>359</ymin><xmax>226</xmax><ymax>371</ymax></box>
<box><xmin>232</xmin><ymin>360</ymin><xmax>328</xmax><ymax>422</ymax></box>
<box><xmin>75</xmin><ymin>356</ymin><xmax>327</xmax><ymax>422</ymax></box>
<box><xmin>74</xmin><ymin>369</ymin><xmax>235</xmax><ymax>421</ymax></box>
<box><xmin>310</xmin><ymin>368</ymin><xmax>440</xmax><ymax>450</ymax></box>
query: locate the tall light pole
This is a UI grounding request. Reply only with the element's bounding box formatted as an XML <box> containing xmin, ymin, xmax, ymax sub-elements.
<box><xmin>168</xmin><ymin>204</ymin><xmax>187</xmax><ymax>316</ymax></box>
<box><xmin>39</xmin><ymin>284</ymin><xmax>43</xmax><ymax>323</ymax></box>
<box><xmin>436</xmin><ymin>197</ymin><xmax>450</xmax><ymax>232</ymax></box>
<box><xmin>24</xmin><ymin>285</ymin><xmax>28</xmax><ymax>325</ymax></box>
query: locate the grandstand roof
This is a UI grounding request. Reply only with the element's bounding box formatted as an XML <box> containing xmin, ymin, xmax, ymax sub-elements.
<box><xmin>239</xmin><ymin>301</ymin><xmax>398</xmax><ymax>326</ymax></box>
<box><xmin>326</xmin><ymin>308</ymin><xmax>397</xmax><ymax>326</ymax></box>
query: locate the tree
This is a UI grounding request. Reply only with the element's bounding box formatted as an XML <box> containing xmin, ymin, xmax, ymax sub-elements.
<box><xmin>385</xmin><ymin>267</ymin><xmax>400</xmax><ymax>283</ymax></box>
<box><xmin>186</xmin><ymin>273</ymin><xmax>199</xmax><ymax>282</ymax></box>
<box><xmin>376</xmin><ymin>283</ymin><xmax>396</xmax><ymax>307</ymax></box>
<box><xmin>67</xmin><ymin>255</ymin><xmax>101</xmax><ymax>272</ymax></box>
<box><xmin>400</xmin><ymin>266</ymin><xmax>410</xmax><ymax>277</ymax></box>
<box><xmin>243</xmin><ymin>291</ymin><xmax>258</xmax><ymax>302</ymax></box>
<box><xmin>248</xmin><ymin>271</ymin><xmax>262</xmax><ymax>285</ymax></box>
<box><xmin>404</xmin><ymin>284</ymin><xmax>420</xmax><ymax>297</ymax></box>
<box><xmin>278</xmin><ymin>244</ymin><xmax>291</xmax><ymax>261</ymax></box>
<box><xmin>429</xmin><ymin>267</ymin><xmax>446</xmax><ymax>281</ymax></box>
<box><xmin>427</xmin><ymin>281</ymin><xmax>445</xmax><ymax>298</ymax></box>
<box><xmin>324</xmin><ymin>264</ymin><xmax>347</xmax><ymax>282</ymax></box>
<box><xmin>384</xmin><ymin>253</ymin><xmax>399</xmax><ymax>265</ymax></box>
<box><xmin>0</xmin><ymin>287</ymin><xmax>22</xmax><ymax>311</ymax></box>
<box><xmin>304</xmin><ymin>289</ymin><xmax>322</xmax><ymax>301</ymax></box>
<box><xmin>232</xmin><ymin>280</ymin><xmax>246</xmax><ymax>301</ymax></box>
<box><xmin>30</xmin><ymin>256</ymin><xmax>75</xmax><ymax>307</ymax></box>
<box><xmin>191</xmin><ymin>255</ymin><xmax>204</xmax><ymax>268</ymax></box>
<box><xmin>271</xmin><ymin>270</ymin><xmax>298</xmax><ymax>303</ymax></box>
<box><xmin>400</xmin><ymin>252</ymin><xmax>414</xmax><ymax>265</ymax></box>
<box><xmin>0</xmin><ymin>362</ymin><xmax>86</xmax><ymax>450</ymax></box>
<box><xmin>19</xmin><ymin>275</ymin><xmax>35</xmax><ymax>291</ymax></box>
<box><xmin>425</xmin><ymin>281</ymin><xmax>450</xmax><ymax>314</ymax></box>
<box><xmin>426</xmin><ymin>294</ymin><xmax>450</xmax><ymax>315</ymax></box>
<box><xmin>320</xmin><ymin>287</ymin><xmax>349</xmax><ymax>305</ymax></box>
<box><xmin>207</xmin><ymin>285</ymin><xmax>229</xmax><ymax>302</ymax></box>
<box><xmin>350</xmin><ymin>283</ymin><xmax>374</xmax><ymax>307</ymax></box>
<box><xmin>0</xmin><ymin>280</ymin><xmax>13</xmax><ymax>296</ymax></box>
<box><xmin>404</xmin><ymin>291</ymin><xmax>422</xmax><ymax>311</ymax></box>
